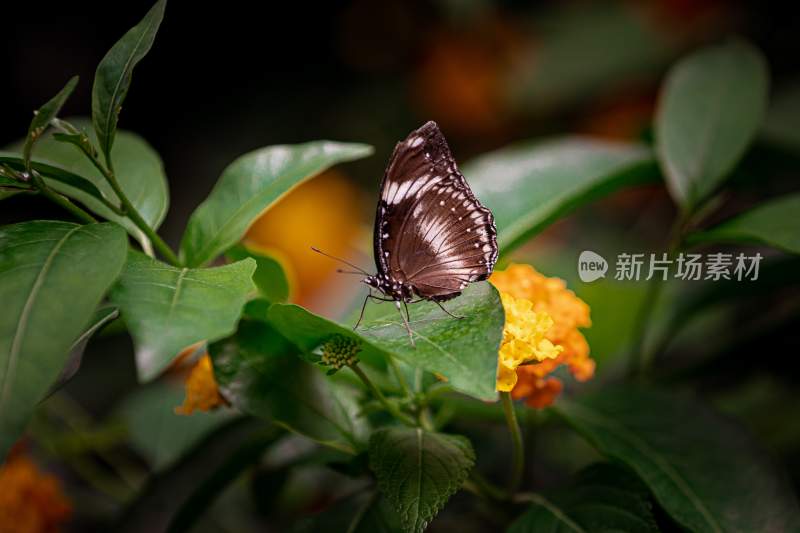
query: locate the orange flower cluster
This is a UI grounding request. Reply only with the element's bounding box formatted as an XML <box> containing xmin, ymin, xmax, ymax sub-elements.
<box><xmin>490</xmin><ymin>263</ymin><xmax>594</xmax><ymax>408</ymax></box>
<box><xmin>0</xmin><ymin>453</ymin><xmax>71</xmax><ymax>533</ymax></box>
<box><xmin>175</xmin><ymin>354</ymin><xmax>225</xmax><ymax>415</ymax></box>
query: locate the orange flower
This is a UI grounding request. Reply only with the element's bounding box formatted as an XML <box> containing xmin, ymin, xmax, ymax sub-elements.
<box><xmin>495</xmin><ymin>292</ymin><xmax>562</xmax><ymax>392</ymax></box>
<box><xmin>490</xmin><ymin>263</ymin><xmax>594</xmax><ymax>408</ymax></box>
<box><xmin>175</xmin><ymin>354</ymin><xmax>225</xmax><ymax>415</ymax></box>
<box><xmin>243</xmin><ymin>170</ymin><xmax>364</xmax><ymax>308</ymax></box>
<box><xmin>0</xmin><ymin>453</ymin><xmax>71</xmax><ymax>533</ymax></box>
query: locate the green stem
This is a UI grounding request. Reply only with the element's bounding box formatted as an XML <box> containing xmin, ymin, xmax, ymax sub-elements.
<box><xmin>84</xmin><ymin>149</ymin><xmax>181</xmax><ymax>266</ymax></box>
<box><xmin>469</xmin><ymin>470</ymin><xmax>509</xmax><ymax>501</ymax></box>
<box><xmin>418</xmin><ymin>407</ymin><xmax>435</xmax><ymax>431</ymax></box>
<box><xmin>31</xmin><ymin>173</ymin><xmax>96</xmax><ymax>223</ymax></box>
<box><xmin>501</xmin><ymin>391</ymin><xmax>524</xmax><ymax>494</ymax></box>
<box><xmin>387</xmin><ymin>355</ymin><xmax>411</xmax><ymax>398</ymax></box>
<box><xmin>349</xmin><ymin>363</ymin><xmax>416</xmax><ymax>426</ymax></box>
<box><xmin>106</xmin><ymin>166</ymin><xmax>180</xmax><ymax>266</ymax></box>
<box><xmin>628</xmin><ymin>213</ymin><xmax>688</xmax><ymax>377</ymax></box>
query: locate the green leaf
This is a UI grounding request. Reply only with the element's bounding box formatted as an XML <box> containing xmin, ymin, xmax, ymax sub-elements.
<box><xmin>108</xmin><ymin>250</ymin><xmax>256</xmax><ymax>381</ymax></box>
<box><xmin>210</xmin><ymin>317</ymin><xmax>369</xmax><ymax>454</ymax></box>
<box><xmin>295</xmin><ymin>492</ymin><xmax>402</xmax><ymax>533</ymax></box>
<box><xmin>268</xmin><ymin>281</ymin><xmax>504</xmax><ymax>401</ymax></box>
<box><xmin>117</xmin><ymin>380</ymin><xmax>234</xmax><ymax>470</ymax></box>
<box><xmin>226</xmin><ymin>244</ymin><xmax>290</xmax><ymax>303</ymax></box>
<box><xmin>48</xmin><ymin>305</ymin><xmax>119</xmax><ymax>395</ymax></box>
<box><xmin>369</xmin><ymin>427</ymin><xmax>475</xmax><ymax>533</ymax></box>
<box><xmin>507</xmin><ymin>3</ymin><xmax>672</xmax><ymax>116</ymax></box>
<box><xmin>23</xmin><ymin>76</ymin><xmax>79</xmax><ymax>168</ymax></box>
<box><xmin>655</xmin><ymin>41</ymin><xmax>769</xmax><ymax>210</ymax></box>
<box><xmin>92</xmin><ymin>0</ymin><xmax>166</xmax><ymax>161</ymax></box>
<box><xmin>0</xmin><ymin>153</ymin><xmax>109</xmax><ymax>208</ymax></box>
<box><xmin>0</xmin><ymin>221</ymin><xmax>127</xmax><ymax>460</ymax></box>
<box><xmin>556</xmin><ymin>386</ymin><xmax>800</xmax><ymax>533</ymax></box>
<box><xmin>464</xmin><ymin>138</ymin><xmax>656</xmax><ymax>254</ymax></box>
<box><xmin>0</xmin><ymin>169</ymin><xmax>34</xmax><ymax>201</ymax></box>
<box><xmin>180</xmin><ymin>141</ymin><xmax>373</xmax><ymax>267</ymax></box>
<box><xmin>114</xmin><ymin>418</ymin><xmax>279</xmax><ymax>533</ymax></box>
<box><xmin>762</xmin><ymin>82</ymin><xmax>800</xmax><ymax>153</ymax></box>
<box><xmin>687</xmin><ymin>193</ymin><xmax>800</xmax><ymax>254</ymax></box>
<box><xmin>3</xmin><ymin>119</ymin><xmax>169</xmax><ymax>248</ymax></box>
<box><xmin>508</xmin><ymin>463</ymin><xmax>657</xmax><ymax>533</ymax></box>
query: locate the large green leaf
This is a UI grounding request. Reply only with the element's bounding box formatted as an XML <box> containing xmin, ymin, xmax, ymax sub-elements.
<box><xmin>506</xmin><ymin>3</ymin><xmax>672</xmax><ymax>116</ymax></box>
<box><xmin>115</xmin><ymin>417</ymin><xmax>279</xmax><ymax>533</ymax></box>
<box><xmin>762</xmin><ymin>82</ymin><xmax>800</xmax><ymax>153</ymax></box>
<box><xmin>0</xmin><ymin>221</ymin><xmax>127</xmax><ymax>460</ymax></box>
<box><xmin>369</xmin><ymin>427</ymin><xmax>475</xmax><ymax>533</ymax></box>
<box><xmin>508</xmin><ymin>463</ymin><xmax>657</xmax><ymax>533</ymax></box>
<box><xmin>295</xmin><ymin>492</ymin><xmax>402</xmax><ymax>533</ymax></box>
<box><xmin>48</xmin><ymin>305</ymin><xmax>120</xmax><ymax>395</ymax></box>
<box><xmin>463</xmin><ymin>138</ymin><xmax>656</xmax><ymax>254</ymax></box>
<box><xmin>23</xmin><ymin>76</ymin><xmax>79</xmax><ymax>168</ymax></box>
<box><xmin>117</xmin><ymin>380</ymin><xmax>234</xmax><ymax>471</ymax></box>
<box><xmin>210</xmin><ymin>317</ymin><xmax>369</xmax><ymax>454</ymax></box>
<box><xmin>109</xmin><ymin>251</ymin><xmax>256</xmax><ymax>381</ymax></box>
<box><xmin>92</xmin><ymin>0</ymin><xmax>166</xmax><ymax>161</ymax></box>
<box><xmin>180</xmin><ymin>141</ymin><xmax>373</xmax><ymax>267</ymax></box>
<box><xmin>268</xmin><ymin>282</ymin><xmax>504</xmax><ymax>401</ymax></box>
<box><xmin>3</xmin><ymin>118</ymin><xmax>169</xmax><ymax>248</ymax></box>
<box><xmin>687</xmin><ymin>193</ymin><xmax>800</xmax><ymax>254</ymax></box>
<box><xmin>556</xmin><ymin>386</ymin><xmax>800</xmax><ymax>533</ymax></box>
<box><xmin>655</xmin><ymin>41</ymin><xmax>769</xmax><ymax>210</ymax></box>
<box><xmin>226</xmin><ymin>244</ymin><xmax>290</xmax><ymax>303</ymax></box>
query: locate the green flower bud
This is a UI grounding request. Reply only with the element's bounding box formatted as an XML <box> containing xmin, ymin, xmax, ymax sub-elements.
<box><xmin>321</xmin><ymin>334</ymin><xmax>361</xmax><ymax>370</ymax></box>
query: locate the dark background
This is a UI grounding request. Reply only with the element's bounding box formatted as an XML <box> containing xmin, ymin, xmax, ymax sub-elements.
<box><xmin>3</xmin><ymin>2</ymin><xmax>800</xmax><ymax>530</ymax></box>
<box><xmin>3</xmin><ymin>0</ymin><xmax>799</xmax><ymax>244</ymax></box>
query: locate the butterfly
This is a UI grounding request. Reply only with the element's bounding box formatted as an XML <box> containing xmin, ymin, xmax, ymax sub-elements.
<box><xmin>315</xmin><ymin>121</ymin><xmax>498</xmax><ymax>345</ymax></box>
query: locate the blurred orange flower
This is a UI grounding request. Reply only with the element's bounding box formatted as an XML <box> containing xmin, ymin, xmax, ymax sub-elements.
<box><xmin>0</xmin><ymin>453</ymin><xmax>71</xmax><ymax>533</ymax></box>
<box><xmin>243</xmin><ymin>170</ymin><xmax>364</xmax><ymax>308</ymax></box>
<box><xmin>413</xmin><ymin>17</ymin><xmax>522</xmax><ymax>139</ymax></box>
<box><xmin>175</xmin><ymin>354</ymin><xmax>224</xmax><ymax>415</ymax></box>
<box><xmin>490</xmin><ymin>263</ymin><xmax>594</xmax><ymax>408</ymax></box>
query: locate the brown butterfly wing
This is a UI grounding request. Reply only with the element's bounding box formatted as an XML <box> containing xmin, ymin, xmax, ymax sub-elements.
<box><xmin>373</xmin><ymin>121</ymin><xmax>498</xmax><ymax>300</ymax></box>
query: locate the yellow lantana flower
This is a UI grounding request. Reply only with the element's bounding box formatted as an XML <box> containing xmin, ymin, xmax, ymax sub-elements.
<box><xmin>175</xmin><ymin>354</ymin><xmax>225</xmax><ymax>415</ymax></box>
<box><xmin>491</xmin><ymin>263</ymin><xmax>594</xmax><ymax>407</ymax></box>
<box><xmin>0</xmin><ymin>452</ymin><xmax>71</xmax><ymax>533</ymax></box>
<box><xmin>496</xmin><ymin>292</ymin><xmax>562</xmax><ymax>392</ymax></box>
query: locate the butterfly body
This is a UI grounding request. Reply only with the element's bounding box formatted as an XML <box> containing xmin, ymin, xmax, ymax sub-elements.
<box><xmin>363</xmin><ymin>121</ymin><xmax>498</xmax><ymax>315</ymax></box>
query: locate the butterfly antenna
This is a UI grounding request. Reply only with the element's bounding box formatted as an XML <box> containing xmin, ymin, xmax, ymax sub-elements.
<box><xmin>310</xmin><ymin>246</ymin><xmax>369</xmax><ymax>276</ymax></box>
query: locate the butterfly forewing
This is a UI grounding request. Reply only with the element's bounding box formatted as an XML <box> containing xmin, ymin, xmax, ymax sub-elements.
<box><xmin>374</xmin><ymin>121</ymin><xmax>498</xmax><ymax>300</ymax></box>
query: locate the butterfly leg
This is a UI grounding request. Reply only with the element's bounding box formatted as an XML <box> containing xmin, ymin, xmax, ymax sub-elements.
<box><xmin>395</xmin><ymin>300</ymin><xmax>415</xmax><ymax>347</ymax></box>
<box><xmin>434</xmin><ymin>300</ymin><xmax>465</xmax><ymax>319</ymax></box>
<box><xmin>354</xmin><ymin>292</ymin><xmax>396</xmax><ymax>330</ymax></box>
<box><xmin>353</xmin><ymin>294</ymin><xmax>371</xmax><ymax>331</ymax></box>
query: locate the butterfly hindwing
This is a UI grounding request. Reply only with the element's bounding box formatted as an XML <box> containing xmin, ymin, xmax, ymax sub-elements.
<box><xmin>374</xmin><ymin>121</ymin><xmax>498</xmax><ymax>300</ymax></box>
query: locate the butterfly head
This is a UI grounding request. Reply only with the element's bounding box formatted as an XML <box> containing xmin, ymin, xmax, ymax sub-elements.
<box><xmin>362</xmin><ymin>273</ymin><xmax>413</xmax><ymax>302</ymax></box>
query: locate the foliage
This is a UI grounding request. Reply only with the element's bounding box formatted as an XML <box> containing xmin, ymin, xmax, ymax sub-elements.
<box><xmin>1</xmin><ymin>3</ymin><xmax>798</xmax><ymax>532</ymax></box>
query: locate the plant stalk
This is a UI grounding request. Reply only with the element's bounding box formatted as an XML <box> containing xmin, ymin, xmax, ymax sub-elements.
<box><xmin>628</xmin><ymin>212</ymin><xmax>689</xmax><ymax>377</ymax></box>
<box><xmin>501</xmin><ymin>391</ymin><xmax>524</xmax><ymax>494</ymax></box>
<box><xmin>31</xmin><ymin>173</ymin><xmax>96</xmax><ymax>223</ymax></box>
<box><xmin>349</xmin><ymin>363</ymin><xmax>416</xmax><ymax>426</ymax></box>
<box><xmin>79</xmin><ymin>147</ymin><xmax>180</xmax><ymax>265</ymax></box>
<box><xmin>105</xmin><ymin>163</ymin><xmax>180</xmax><ymax>266</ymax></box>
<box><xmin>387</xmin><ymin>355</ymin><xmax>411</xmax><ymax>398</ymax></box>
